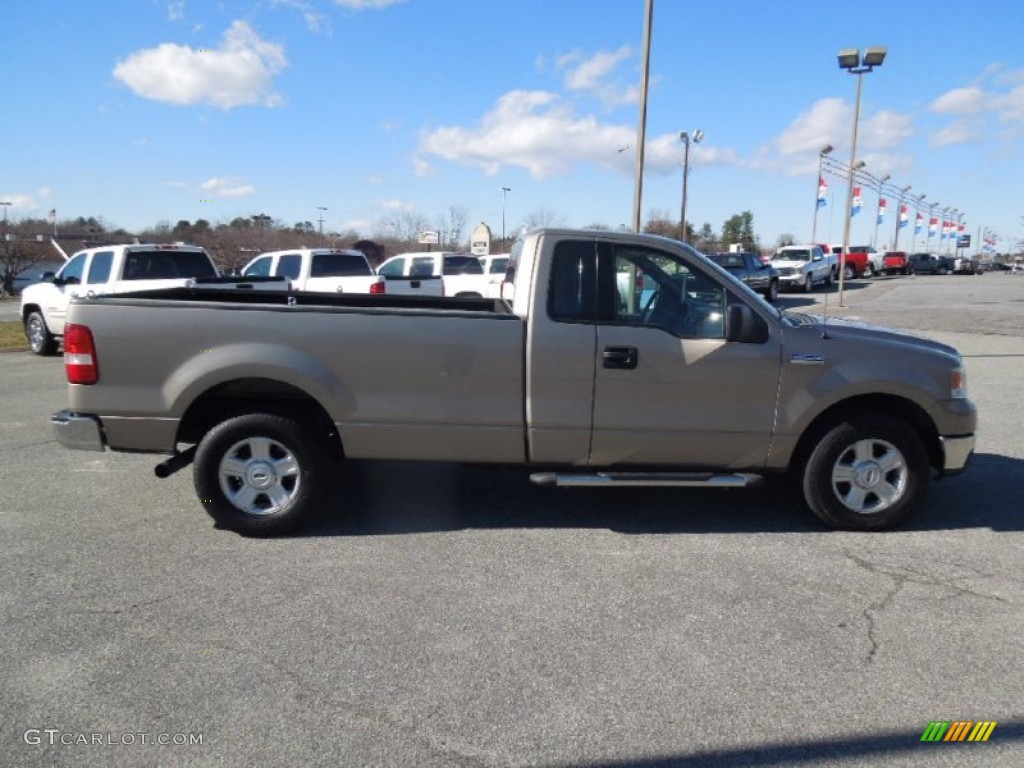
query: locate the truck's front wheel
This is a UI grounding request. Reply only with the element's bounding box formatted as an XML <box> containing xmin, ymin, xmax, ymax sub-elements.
<box><xmin>25</xmin><ymin>311</ymin><xmax>58</xmax><ymax>356</ymax></box>
<box><xmin>801</xmin><ymin>416</ymin><xmax>929</xmax><ymax>530</ymax></box>
<box><xmin>194</xmin><ymin>413</ymin><xmax>327</xmax><ymax>536</ymax></box>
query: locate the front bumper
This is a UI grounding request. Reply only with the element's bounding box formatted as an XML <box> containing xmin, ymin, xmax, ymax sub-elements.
<box><xmin>777</xmin><ymin>272</ymin><xmax>806</xmax><ymax>287</ymax></box>
<box><xmin>52</xmin><ymin>410</ymin><xmax>106</xmax><ymax>452</ymax></box>
<box><xmin>939</xmin><ymin>434</ymin><xmax>974</xmax><ymax>475</ymax></box>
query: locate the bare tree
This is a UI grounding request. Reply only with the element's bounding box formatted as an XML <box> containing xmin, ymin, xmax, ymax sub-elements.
<box><xmin>375</xmin><ymin>210</ymin><xmax>431</xmax><ymax>243</ymax></box>
<box><xmin>519</xmin><ymin>207</ymin><xmax>565</xmax><ymax>232</ymax></box>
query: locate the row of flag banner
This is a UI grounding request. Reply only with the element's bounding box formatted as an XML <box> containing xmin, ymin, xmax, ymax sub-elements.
<box><xmin>816</xmin><ymin>177</ymin><xmax>967</xmax><ymax>240</ymax></box>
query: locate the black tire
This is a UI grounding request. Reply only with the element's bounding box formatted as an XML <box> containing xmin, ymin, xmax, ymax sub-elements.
<box><xmin>763</xmin><ymin>279</ymin><xmax>779</xmax><ymax>302</ymax></box>
<box><xmin>25</xmin><ymin>311</ymin><xmax>58</xmax><ymax>356</ymax></box>
<box><xmin>801</xmin><ymin>416</ymin><xmax>930</xmax><ymax>530</ymax></box>
<box><xmin>802</xmin><ymin>274</ymin><xmax>813</xmax><ymax>293</ymax></box>
<box><xmin>193</xmin><ymin>413</ymin><xmax>328</xmax><ymax>536</ymax></box>
<box><xmin>824</xmin><ymin>271</ymin><xmax>834</xmax><ymax>287</ymax></box>
<box><xmin>861</xmin><ymin>264</ymin><xmax>874</xmax><ymax>279</ymax></box>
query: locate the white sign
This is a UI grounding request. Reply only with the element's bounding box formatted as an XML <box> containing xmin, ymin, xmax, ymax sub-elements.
<box><xmin>418</xmin><ymin>230</ymin><xmax>439</xmax><ymax>244</ymax></box>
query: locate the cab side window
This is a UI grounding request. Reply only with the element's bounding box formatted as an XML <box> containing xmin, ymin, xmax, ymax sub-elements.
<box><xmin>276</xmin><ymin>254</ymin><xmax>302</xmax><ymax>280</ymax></box>
<box><xmin>610</xmin><ymin>246</ymin><xmax>725</xmax><ymax>339</ymax></box>
<box><xmin>85</xmin><ymin>251</ymin><xmax>113</xmax><ymax>284</ymax></box>
<box><xmin>548</xmin><ymin>240</ymin><xmax>597</xmax><ymax>322</ymax></box>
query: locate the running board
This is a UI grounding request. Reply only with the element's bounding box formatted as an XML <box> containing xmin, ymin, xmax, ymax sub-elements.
<box><xmin>529</xmin><ymin>472</ymin><xmax>763</xmax><ymax>488</ymax></box>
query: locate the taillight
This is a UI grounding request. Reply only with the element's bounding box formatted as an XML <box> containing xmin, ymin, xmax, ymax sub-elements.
<box><xmin>370</xmin><ymin>281</ymin><xmax>386</xmax><ymax>295</ymax></box>
<box><xmin>64</xmin><ymin>324</ymin><xmax>99</xmax><ymax>384</ymax></box>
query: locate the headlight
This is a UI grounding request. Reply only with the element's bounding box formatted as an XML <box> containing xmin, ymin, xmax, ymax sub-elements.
<box><xmin>950</xmin><ymin>366</ymin><xmax>967</xmax><ymax>399</ymax></box>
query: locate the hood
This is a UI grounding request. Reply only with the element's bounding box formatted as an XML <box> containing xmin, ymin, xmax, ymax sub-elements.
<box><xmin>770</xmin><ymin>258</ymin><xmax>810</xmax><ymax>269</ymax></box>
<box><xmin>793</xmin><ymin>314</ymin><xmax>961</xmax><ymax>361</ymax></box>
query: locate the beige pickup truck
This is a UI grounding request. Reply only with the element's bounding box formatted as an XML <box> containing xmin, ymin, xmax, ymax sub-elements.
<box><xmin>51</xmin><ymin>228</ymin><xmax>976</xmax><ymax>536</ymax></box>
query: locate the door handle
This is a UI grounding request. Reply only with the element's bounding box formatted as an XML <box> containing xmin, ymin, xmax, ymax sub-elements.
<box><xmin>603</xmin><ymin>346</ymin><xmax>638</xmax><ymax>369</ymax></box>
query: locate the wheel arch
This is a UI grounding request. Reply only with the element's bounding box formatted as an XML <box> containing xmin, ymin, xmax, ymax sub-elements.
<box><xmin>176</xmin><ymin>377</ymin><xmax>343</xmax><ymax>460</ymax></box>
<box><xmin>789</xmin><ymin>394</ymin><xmax>942</xmax><ymax>477</ymax></box>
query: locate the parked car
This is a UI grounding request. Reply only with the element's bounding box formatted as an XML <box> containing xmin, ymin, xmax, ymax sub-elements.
<box><xmin>769</xmin><ymin>245</ymin><xmax>832</xmax><ymax>292</ymax></box>
<box><xmin>378</xmin><ymin>252</ymin><xmax>491</xmax><ymax>297</ymax></box>
<box><xmin>478</xmin><ymin>254</ymin><xmax>511</xmax><ymax>298</ymax></box>
<box><xmin>830</xmin><ymin>244</ymin><xmax>875</xmax><ymax>279</ymax></box>
<box><xmin>11</xmin><ymin>261</ymin><xmax>65</xmax><ymax>295</ymax></box>
<box><xmin>952</xmin><ymin>257</ymin><xmax>981</xmax><ymax>275</ymax></box>
<box><xmin>708</xmin><ymin>251</ymin><xmax>779</xmax><ymax>301</ymax></box>
<box><xmin>881</xmin><ymin>251</ymin><xmax>909</xmax><ymax>276</ymax></box>
<box><xmin>813</xmin><ymin>243</ymin><xmax>839</xmax><ymax>279</ymax></box>
<box><xmin>907</xmin><ymin>252</ymin><xmax>956</xmax><ymax>275</ymax></box>
<box><xmin>20</xmin><ymin>243</ymin><xmax>283</xmax><ymax>355</ymax></box>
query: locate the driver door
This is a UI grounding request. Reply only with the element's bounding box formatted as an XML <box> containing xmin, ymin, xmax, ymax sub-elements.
<box><xmin>589</xmin><ymin>242</ymin><xmax>781</xmax><ymax>468</ymax></box>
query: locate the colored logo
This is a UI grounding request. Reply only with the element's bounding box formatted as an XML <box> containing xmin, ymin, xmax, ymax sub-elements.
<box><xmin>920</xmin><ymin>721</ymin><xmax>996</xmax><ymax>742</ymax></box>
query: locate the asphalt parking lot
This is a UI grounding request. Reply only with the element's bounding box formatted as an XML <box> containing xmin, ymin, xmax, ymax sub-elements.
<box><xmin>1</xmin><ymin>274</ymin><xmax>1022</xmax><ymax>767</ymax></box>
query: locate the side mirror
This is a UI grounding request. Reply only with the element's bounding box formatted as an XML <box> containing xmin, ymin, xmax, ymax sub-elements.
<box><xmin>727</xmin><ymin>303</ymin><xmax>769</xmax><ymax>343</ymax></box>
<box><xmin>41</xmin><ymin>271</ymin><xmax>56</xmax><ymax>282</ymax></box>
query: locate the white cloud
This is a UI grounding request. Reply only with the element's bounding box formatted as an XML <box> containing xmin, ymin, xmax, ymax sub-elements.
<box><xmin>860</xmin><ymin>110</ymin><xmax>914</xmax><ymax>150</ymax></box>
<box><xmin>929</xmin><ymin>86</ymin><xmax>986</xmax><ymax>115</ymax></box>
<box><xmin>167</xmin><ymin>1</ymin><xmax>185</xmax><ymax>21</ymax></box>
<box><xmin>272</xmin><ymin>0</ymin><xmax>327</xmax><ymax>33</ymax></box>
<box><xmin>381</xmin><ymin>199</ymin><xmax>415</xmax><ymax>211</ymax></box>
<box><xmin>419</xmin><ymin>90</ymin><xmax>635</xmax><ymax>179</ymax></box>
<box><xmin>774</xmin><ymin>98</ymin><xmax>851</xmax><ymax>157</ymax></box>
<box><xmin>930</xmin><ymin>121</ymin><xmax>979</xmax><ymax>147</ymax></box>
<box><xmin>201</xmin><ymin>177</ymin><xmax>255</xmax><ymax>197</ymax></box>
<box><xmin>557</xmin><ymin>46</ymin><xmax>637</xmax><ymax>107</ymax></box>
<box><xmin>113</xmin><ymin>20</ymin><xmax>288</xmax><ymax>109</ymax></box>
<box><xmin>991</xmin><ymin>84</ymin><xmax>1024</xmax><ymax>123</ymax></box>
<box><xmin>332</xmin><ymin>0</ymin><xmax>405</xmax><ymax>9</ymax></box>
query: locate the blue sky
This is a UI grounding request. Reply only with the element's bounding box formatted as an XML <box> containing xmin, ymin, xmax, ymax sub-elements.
<box><xmin>3</xmin><ymin>0</ymin><xmax>1023</xmax><ymax>252</ymax></box>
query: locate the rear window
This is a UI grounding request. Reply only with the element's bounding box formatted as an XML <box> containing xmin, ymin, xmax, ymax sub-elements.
<box><xmin>123</xmin><ymin>250</ymin><xmax>217</xmax><ymax>280</ymax></box>
<box><xmin>488</xmin><ymin>257</ymin><xmax>509</xmax><ymax>274</ymax></box>
<box><xmin>774</xmin><ymin>249</ymin><xmax>810</xmax><ymax>261</ymax></box>
<box><xmin>443</xmin><ymin>256</ymin><xmax>484</xmax><ymax>275</ymax></box>
<box><xmin>310</xmin><ymin>253</ymin><xmax>371</xmax><ymax>277</ymax></box>
<box><xmin>709</xmin><ymin>253</ymin><xmax>744</xmax><ymax>269</ymax></box>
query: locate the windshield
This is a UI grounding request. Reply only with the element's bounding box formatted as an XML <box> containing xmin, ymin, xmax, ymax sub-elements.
<box><xmin>442</xmin><ymin>256</ymin><xmax>484</xmax><ymax>275</ymax></box>
<box><xmin>697</xmin><ymin>251</ymin><xmax>782</xmax><ymax>320</ymax></box>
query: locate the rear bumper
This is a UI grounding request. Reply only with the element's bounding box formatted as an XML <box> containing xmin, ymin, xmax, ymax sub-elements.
<box><xmin>52</xmin><ymin>410</ymin><xmax>106</xmax><ymax>452</ymax></box>
<box><xmin>939</xmin><ymin>434</ymin><xmax>974</xmax><ymax>475</ymax></box>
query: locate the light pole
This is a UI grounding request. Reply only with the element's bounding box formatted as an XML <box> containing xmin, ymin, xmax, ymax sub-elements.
<box><xmin>892</xmin><ymin>184</ymin><xmax>911</xmax><ymax>250</ymax></box>
<box><xmin>871</xmin><ymin>173</ymin><xmax>890</xmax><ymax>249</ymax></box>
<box><xmin>631</xmin><ymin>0</ymin><xmax>654</xmax><ymax>233</ymax></box>
<box><xmin>0</xmin><ymin>201</ymin><xmax>10</xmax><ymax>246</ymax></box>
<box><xmin>678</xmin><ymin>129</ymin><xmax>704</xmax><ymax>242</ymax></box>
<box><xmin>317</xmin><ymin>206</ymin><xmax>327</xmax><ymax>246</ymax></box>
<box><xmin>811</xmin><ymin>144</ymin><xmax>833</xmax><ymax>245</ymax></box>
<box><xmin>501</xmin><ymin>186</ymin><xmax>511</xmax><ymax>251</ymax></box>
<box><xmin>837</xmin><ymin>46</ymin><xmax>887</xmax><ymax>307</ymax></box>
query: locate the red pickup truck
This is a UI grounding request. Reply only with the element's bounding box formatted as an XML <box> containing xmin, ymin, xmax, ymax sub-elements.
<box><xmin>881</xmin><ymin>251</ymin><xmax>909</xmax><ymax>275</ymax></box>
<box><xmin>830</xmin><ymin>245</ymin><xmax>873</xmax><ymax>279</ymax></box>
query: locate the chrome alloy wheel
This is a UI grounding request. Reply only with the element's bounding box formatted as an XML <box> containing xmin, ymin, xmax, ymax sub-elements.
<box><xmin>829</xmin><ymin>437</ymin><xmax>908</xmax><ymax>514</ymax></box>
<box><xmin>218</xmin><ymin>436</ymin><xmax>301</xmax><ymax>516</ymax></box>
<box><xmin>27</xmin><ymin>314</ymin><xmax>46</xmax><ymax>349</ymax></box>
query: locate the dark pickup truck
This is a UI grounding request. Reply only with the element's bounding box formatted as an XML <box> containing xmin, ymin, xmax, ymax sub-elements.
<box><xmin>908</xmin><ymin>252</ymin><xmax>956</xmax><ymax>275</ymax></box>
<box><xmin>709</xmin><ymin>252</ymin><xmax>779</xmax><ymax>301</ymax></box>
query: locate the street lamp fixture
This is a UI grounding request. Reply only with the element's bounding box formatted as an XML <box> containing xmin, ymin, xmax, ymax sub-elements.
<box><xmin>679</xmin><ymin>128</ymin><xmax>704</xmax><ymax>242</ymax></box>
<box><xmin>810</xmin><ymin>145</ymin><xmax>833</xmax><ymax>244</ymax></box>
<box><xmin>0</xmin><ymin>201</ymin><xmax>10</xmax><ymax>245</ymax></box>
<box><xmin>837</xmin><ymin>45</ymin><xmax>887</xmax><ymax>307</ymax></box>
<box><xmin>501</xmin><ymin>187</ymin><xmax>511</xmax><ymax>251</ymax></box>
<box><xmin>251</xmin><ymin>213</ymin><xmax>272</xmax><ymax>252</ymax></box>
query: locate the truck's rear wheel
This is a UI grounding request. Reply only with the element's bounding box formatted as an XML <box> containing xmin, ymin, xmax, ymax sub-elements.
<box><xmin>194</xmin><ymin>413</ymin><xmax>327</xmax><ymax>536</ymax></box>
<box><xmin>25</xmin><ymin>311</ymin><xmax>58</xmax><ymax>356</ymax></box>
<box><xmin>801</xmin><ymin>416</ymin><xmax>929</xmax><ymax>530</ymax></box>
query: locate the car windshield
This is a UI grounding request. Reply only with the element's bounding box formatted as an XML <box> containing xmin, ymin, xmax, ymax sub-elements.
<box><xmin>773</xmin><ymin>250</ymin><xmax>810</xmax><ymax>261</ymax></box>
<box><xmin>310</xmin><ymin>253</ymin><xmax>371</xmax><ymax>277</ymax></box>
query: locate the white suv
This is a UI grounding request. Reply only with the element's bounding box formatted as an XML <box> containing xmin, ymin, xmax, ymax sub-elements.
<box><xmin>769</xmin><ymin>245</ymin><xmax>833</xmax><ymax>292</ymax></box>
